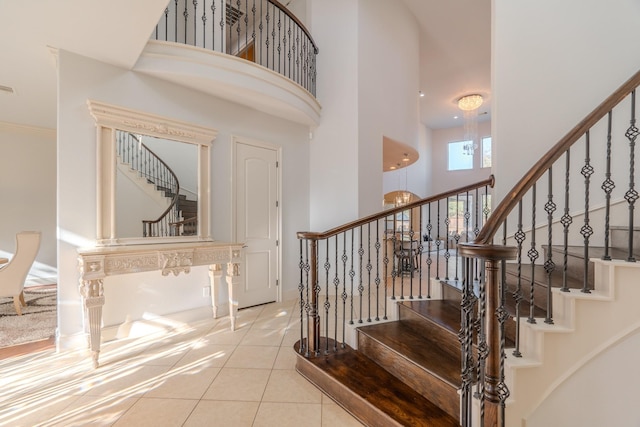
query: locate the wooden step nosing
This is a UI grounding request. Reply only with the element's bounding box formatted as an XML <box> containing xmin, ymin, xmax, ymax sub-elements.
<box><xmin>358</xmin><ymin>328</ymin><xmax>459</xmax><ymax>389</ymax></box>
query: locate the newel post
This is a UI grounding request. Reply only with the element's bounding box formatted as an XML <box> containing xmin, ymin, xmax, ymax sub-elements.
<box><xmin>459</xmin><ymin>243</ymin><xmax>517</xmax><ymax>427</ymax></box>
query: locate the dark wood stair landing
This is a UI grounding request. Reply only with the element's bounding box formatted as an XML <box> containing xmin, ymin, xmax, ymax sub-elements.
<box><xmin>294</xmin><ymin>298</ymin><xmax>466</xmax><ymax>427</ymax></box>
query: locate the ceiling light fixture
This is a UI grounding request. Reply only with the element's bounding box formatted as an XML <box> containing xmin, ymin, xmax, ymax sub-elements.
<box><xmin>419</xmin><ymin>91</ymin><xmax>425</xmax><ymax>97</ymax></box>
<box><xmin>458</xmin><ymin>94</ymin><xmax>483</xmax><ymax>155</ymax></box>
<box><xmin>402</xmin><ymin>153</ymin><xmax>410</xmax><ymax>162</ymax></box>
<box><xmin>457</xmin><ymin>94</ymin><xmax>483</xmax><ymax>111</ymax></box>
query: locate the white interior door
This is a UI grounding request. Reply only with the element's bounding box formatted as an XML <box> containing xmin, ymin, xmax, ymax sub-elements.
<box><xmin>235</xmin><ymin>140</ymin><xmax>279</xmax><ymax>308</ymax></box>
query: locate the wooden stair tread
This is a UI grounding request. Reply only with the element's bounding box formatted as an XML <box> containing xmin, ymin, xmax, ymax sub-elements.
<box><xmin>295</xmin><ymin>342</ymin><xmax>459</xmax><ymax>427</ymax></box>
<box><xmin>400</xmin><ymin>299</ymin><xmax>461</xmax><ymax>336</ymax></box>
<box><xmin>357</xmin><ymin>321</ymin><xmax>460</xmax><ymax>387</ymax></box>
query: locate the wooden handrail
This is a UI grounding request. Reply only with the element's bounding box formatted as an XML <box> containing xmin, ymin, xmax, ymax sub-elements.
<box><xmin>297</xmin><ymin>176</ymin><xmax>494</xmax><ymax>240</ymax></box>
<box><xmin>475</xmin><ymin>69</ymin><xmax>640</xmax><ymax>244</ymax></box>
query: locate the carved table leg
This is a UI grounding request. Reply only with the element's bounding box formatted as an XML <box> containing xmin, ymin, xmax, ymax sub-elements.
<box><xmin>226</xmin><ymin>262</ymin><xmax>240</xmax><ymax>331</ymax></box>
<box><xmin>209</xmin><ymin>264</ymin><xmax>223</xmax><ymax>319</ymax></box>
<box><xmin>79</xmin><ymin>279</ymin><xmax>105</xmax><ymax>368</ymax></box>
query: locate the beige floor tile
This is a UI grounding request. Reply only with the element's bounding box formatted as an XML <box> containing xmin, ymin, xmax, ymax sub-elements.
<box><xmin>202</xmin><ymin>367</ymin><xmax>270</xmax><ymax>401</ymax></box>
<box><xmin>254</xmin><ymin>402</ymin><xmax>321</xmax><ymax>427</ymax></box>
<box><xmin>112</xmin><ymin>397</ymin><xmax>197</xmax><ymax>427</ymax></box>
<box><xmin>224</xmin><ymin>345</ymin><xmax>279</xmax><ymax>369</ymax></box>
<box><xmin>48</xmin><ymin>396</ymin><xmax>139</xmax><ymax>426</ymax></box>
<box><xmin>262</xmin><ymin>369</ymin><xmax>322</xmax><ymax>403</ymax></box>
<box><xmin>273</xmin><ymin>346</ymin><xmax>297</xmax><ymax>370</ymax></box>
<box><xmin>239</xmin><ymin>327</ymin><xmax>285</xmax><ymax>346</ymax></box>
<box><xmin>202</xmin><ymin>324</ymin><xmax>249</xmax><ymax>345</ymax></box>
<box><xmin>81</xmin><ymin>365</ymin><xmax>170</xmax><ymax>397</ymax></box>
<box><xmin>144</xmin><ymin>366</ymin><xmax>220</xmax><ymax>399</ymax></box>
<box><xmin>0</xmin><ymin>394</ymin><xmax>80</xmax><ymax>427</ymax></box>
<box><xmin>173</xmin><ymin>343</ymin><xmax>236</xmax><ymax>369</ymax></box>
<box><xmin>183</xmin><ymin>400</ymin><xmax>260</xmax><ymax>427</ymax></box>
<box><xmin>322</xmin><ymin>402</ymin><xmax>365</xmax><ymax>426</ymax></box>
<box><xmin>250</xmin><ymin>314</ymin><xmax>293</xmax><ymax>330</ymax></box>
<box><xmin>281</xmin><ymin>327</ymin><xmax>304</xmax><ymax>348</ymax></box>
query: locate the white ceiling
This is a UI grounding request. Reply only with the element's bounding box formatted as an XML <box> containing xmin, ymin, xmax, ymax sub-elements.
<box><xmin>0</xmin><ymin>0</ymin><xmax>490</xmax><ymax>131</ymax></box>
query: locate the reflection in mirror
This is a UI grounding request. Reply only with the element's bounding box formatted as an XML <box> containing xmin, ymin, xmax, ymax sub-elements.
<box><xmin>87</xmin><ymin>99</ymin><xmax>216</xmax><ymax>246</ymax></box>
<box><xmin>115</xmin><ymin>131</ymin><xmax>198</xmax><ymax>238</ymax></box>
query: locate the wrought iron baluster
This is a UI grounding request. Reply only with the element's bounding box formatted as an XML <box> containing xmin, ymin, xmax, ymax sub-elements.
<box><xmin>183</xmin><ymin>1</ymin><xmax>188</xmax><ymax>44</ymax></box>
<box><xmin>436</xmin><ymin>199</ymin><xmax>441</xmax><ymax>280</ymax></box>
<box><xmin>375</xmin><ymin>220</ymin><xmax>381</xmax><ymax>321</ymax></box>
<box><xmin>474</xmin><ymin>188</ymin><xmax>480</xmax><ymax>282</ymax></box>
<box><xmin>201</xmin><ymin>0</ymin><xmax>206</xmax><ymax>48</ymax></box>
<box><xmin>602</xmin><ymin>111</ymin><xmax>615</xmax><ymax>260</ymax></box>
<box><xmin>245</xmin><ymin>0</ymin><xmax>249</xmax><ymax>55</ymax></box>
<box><xmin>459</xmin><ymin>256</ymin><xmax>476</xmax><ymax>426</ymax></box>
<box><xmin>298</xmin><ymin>240</ymin><xmax>306</xmax><ymax>353</ymax></box>
<box><xmin>454</xmin><ymin>194</ymin><xmax>460</xmax><ymax>281</ymax></box>
<box><xmin>341</xmin><ymin>232</ymin><xmax>348</xmax><ymax>346</ymax></box>
<box><xmin>444</xmin><ymin>198</ymin><xmax>451</xmax><ymax>281</ymax></box>
<box><xmin>211</xmin><ymin>1</ymin><xmax>215</xmax><ymax>49</ymax></box>
<box><xmin>333</xmin><ymin>235</ymin><xmax>339</xmax><ymax>352</ymax></box>
<box><xmin>193</xmin><ymin>0</ymin><xmax>198</xmax><ymax>45</ymax></box>
<box><xmin>543</xmin><ymin>168</ymin><xmax>556</xmax><ymax>324</ymax></box>
<box><xmin>513</xmin><ymin>201</ymin><xmax>525</xmax><ymax>357</ymax></box>
<box><xmin>561</xmin><ymin>150</ymin><xmax>573</xmax><ymax>292</ymax></box>
<box><xmin>324</xmin><ymin>240</ymin><xmax>330</xmax><ymax>354</ymax></box>
<box><xmin>236</xmin><ymin>0</ymin><xmax>241</xmax><ymax>53</ymax></box>
<box><xmin>382</xmin><ymin>221</ymin><xmax>388</xmax><ymax>320</ymax></box>
<box><xmin>625</xmin><ymin>90</ymin><xmax>638</xmax><ymax>261</ymax></box>
<box><xmin>358</xmin><ymin>226</ymin><xmax>364</xmax><ymax>323</ymax></box>
<box><xmin>264</xmin><ymin>3</ymin><xmax>269</xmax><ymax>68</ymax></box>
<box><xmin>426</xmin><ymin>202</ymin><xmax>433</xmax><ymax>298</ymax></box>
<box><xmin>277</xmin><ymin>9</ymin><xmax>281</xmax><ymax>73</ymax></box>
<box><xmin>366</xmin><ymin>223</ymin><xmax>372</xmax><ymax>322</ymax></box>
<box><xmin>417</xmin><ymin>205</ymin><xmax>424</xmax><ymax>299</ymax></box>
<box><xmin>174</xmin><ymin>0</ymin><xmax>178</xmax><ymax>42</ymax></box>
<box><xmin>581</xmin><ymin>131</ymin><xmax>594</xmax><ymax>292</ymax></box>
<box><xmin>349</xmin><ymin>229</ymin><xmax>355</xmax><ymax>325</ymax></box>
<box><xmin>527</xmin><ymin>184</ymin><xmax>539</xmax><ymax>324</ymax></box>
<box><xmin>408</xmin><ymin>209</ymin><xmax>415</xmax><ymax>299</ymax></box>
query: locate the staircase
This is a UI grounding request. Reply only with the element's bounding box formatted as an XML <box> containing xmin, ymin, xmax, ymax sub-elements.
<box><xmin>296</xmin><ymin>227</ymin><xmax>640</xmax><ymax>426</ymax></box>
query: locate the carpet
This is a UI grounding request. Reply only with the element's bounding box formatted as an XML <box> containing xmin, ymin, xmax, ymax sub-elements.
<box><xmin>0</xmin><ymin>287</ymin><xmax>57</xmax><ymax>348</ymax></box>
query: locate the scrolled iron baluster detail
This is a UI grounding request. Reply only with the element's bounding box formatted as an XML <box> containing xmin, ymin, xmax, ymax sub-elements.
<box><xmin>624</xmin><ymin>90</ymin><xmax>638</xmax><ymax>262</ymax></box>
<box><xmin>426</xmin><ymin>203</ymin><xmax>433</xmax><ymax>298</ymax></box>
<box><xmin>323</xmin><ymin>242</ymin><xmax>331</xmax><ymax>355</ymax></box>
<box><xmin>436</xmin><ymin>199</ymin><xmax>441</xmax><ymax>280</ymax></box>
<box><xmin>298</xmin><ymin>239</ymin><xmax>306</xmax><ymax>354</ymax></box>
<box><xmin>375</xmin><ymin>221</ymin><xmax>381</xmax><ymax>321</ymax></box>
<box><xmin>459</xmin><ymin>256</ymin><xmax>476</xmax><ymax>426</ymax></box>
<box><xmin>417</xmin><ymin>206</ymin><xmax>424</xmax><ymax>299</ymax></box>
<box><xmin>357</xmin><ymin>226</ymin><xmax>365</xmax><ymax>323</ymax></box>
<box><xmin>454</xmin><ymin>194</ymin><xmax>461</xmax><ymax>281</ymax></box>
<box><xmin>333</xmin><ymin>235</ymin><xmax>340</xmax><ymax>352</ymax></box>
<box><xmin>560</xmin><ymin>150</ymin><xmax>573</xmax><ymax>292</ymax></box>
<box><xmin>543</xmin><ymin>167</ymin><xmax>556</xmax><ymax>324</ymax></box>
<box><xmin>341</xmin><ymin>232</ymin><xmax>348</xmax><ymax>347</ymax></box>
<box><xmin>527</xmin><ymin>184</ymin><xmax>539</xmax><ymax>324</ymax></box>
<box><xmin>601</xmin><ymin>111</ymin><xmax>615</xmax><ymax>260</ymax></box>
<box><xmin>444</xmin><ymin>212</ymin><xmax>451</xmax><ymax>281</ymax></box>
<box><xmin>366</xmin><ymin>223</ymin><xmax>373</xmax><ymax>322</ymax></box>
<box><xmin>349</xmin><ymin>229</ymin><xmax>355</xmax><ymax>325</ymax></box>
<box><xmin>513</xmin><ymin>201</ymin><xmax>526</xmax><ymax>357</ymax></box>
<box><xmin>581</xmin><ymin>131</ymin><xmax>594</xmax><ymax>293</ymax></box>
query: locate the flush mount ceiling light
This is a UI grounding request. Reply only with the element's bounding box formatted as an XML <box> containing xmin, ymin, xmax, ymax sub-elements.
<box><xmin>457</xmin><ymin>94</ymin><xmax>483</xmax><ymax>111</ymax></box>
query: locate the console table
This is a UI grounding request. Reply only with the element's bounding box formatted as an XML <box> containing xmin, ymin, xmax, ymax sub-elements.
<box><xmin>77</xmin><ymin>241</ymin><xmax>244</xmax><ymax>368</ymax></box>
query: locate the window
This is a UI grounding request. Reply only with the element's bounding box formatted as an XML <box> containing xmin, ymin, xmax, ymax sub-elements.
<box><xmin>482</xmin><ymin>136</ymin><xmax>492</xmax><ymax>168</ymax></box>
<box><xmin>448</xmin><ymin>140</ymin><xmax>473</xmax><ymax>171</ymax></box>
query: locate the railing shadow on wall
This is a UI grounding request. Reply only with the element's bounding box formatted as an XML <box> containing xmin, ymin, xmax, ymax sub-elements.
<box><xmin>153</xmin><ymin>0</ymin><xmax>318</xmax><ymax>96</ymax></box>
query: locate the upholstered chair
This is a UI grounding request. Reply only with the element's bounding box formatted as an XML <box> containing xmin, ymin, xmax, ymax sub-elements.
<box><xmin>0</xmin><ymin>231</ymin><xmax>41</xmax><ymax>315</ymax></box>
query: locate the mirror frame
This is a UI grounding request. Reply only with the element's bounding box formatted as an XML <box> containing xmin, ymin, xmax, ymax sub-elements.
<box><xmin>87</xmin><ymin>100</ymin><xmax>216</xmax><ymax>245</ymax></box>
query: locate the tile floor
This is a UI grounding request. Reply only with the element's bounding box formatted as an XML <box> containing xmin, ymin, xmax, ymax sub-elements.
<box><xmin>0</xmin><ymin>300</ymin><xmax>364</xmax><ymax>427</ymax></box>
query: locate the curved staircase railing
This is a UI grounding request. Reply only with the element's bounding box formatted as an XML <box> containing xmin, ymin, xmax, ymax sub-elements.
<box><xmin>116</xmin><ymin>132</ymin><xmax>192</xmax><ymax>237</ymax></box>
<box><xmin>458</xmin><ymin>69</ymin><xmax>640</xmax><ymax>425</ymax></box>
<box><xmin>153</xmin><ymin>0</ymin><xmax>318</xmax><ymax>96</ymax></box>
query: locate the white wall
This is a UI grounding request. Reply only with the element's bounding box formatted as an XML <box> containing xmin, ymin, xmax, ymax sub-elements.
<box><xmin>0</xmin><ymin>122</ymin><xmax>57</xmax><ymax>284</ymax></box>
<box><xmin>357</xmin><ymin>0</ymin><xmax>421</xmax><ymax>217</ymax></box>
<box><xmin>430</xmin><ymin>120</ymin><xmax>492</xmax><ymax>195</ymax></box>
<box><xmin>57</xmin><ymin>50</ymin><xmax>309</xmax><ymax>348</ymax></box>
<box><xmin>492</xmin><ymin>0</ymin><xmax>640</xmax><ymax>204</ymax></box>
<box><xmin>308</xmin><ymin>0</ymin><xmax>422</xmax><ymax>231</ymax></box>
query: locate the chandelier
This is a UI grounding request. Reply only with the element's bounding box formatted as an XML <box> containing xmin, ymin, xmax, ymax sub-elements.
<box><xmin>458</xmin><ymin>94</ymin><xmax>483</xmax><ymax>155</ymax></box>
<box><xmin>395</xmin><ymin>164</ymin><xmax>411</xmax><ymax>207</ymax></box>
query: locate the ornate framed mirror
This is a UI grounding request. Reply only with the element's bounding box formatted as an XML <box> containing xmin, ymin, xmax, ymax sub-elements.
<box><xmin>87</xmin><ymin>100</ymin><xmax>216</xmax><ymax>245</ymax></box>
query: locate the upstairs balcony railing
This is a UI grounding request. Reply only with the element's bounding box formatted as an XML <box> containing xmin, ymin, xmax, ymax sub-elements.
<box><xmin>153</xmin><ymin>0</ymin><xmax>319</xmax><ymax>96</ymax></box>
